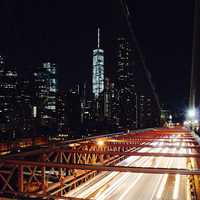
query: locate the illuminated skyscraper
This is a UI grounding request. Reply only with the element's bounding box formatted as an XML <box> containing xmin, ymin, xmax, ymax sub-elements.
<box><xmin>43</xmin><ymin>62</ymin><xmax>57</xmax><ymax>115</ymax></box>
<box><xmin>92</xmin><ymin>28</ymin><xmax>104</xmax><ymax>98</ymax></box>
<box><xmin>33</xmin><ymin>62</ymin><xmax>57</xmax><ymax>128</ymax></box>
<box><xmin>0</xmin><ymin>56</ymin><xmax>18</xmax><ymax>138</ymax></box>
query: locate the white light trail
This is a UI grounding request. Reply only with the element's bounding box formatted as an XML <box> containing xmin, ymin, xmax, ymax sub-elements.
<box><xmin>67</xmin><ymin>140</ymin><xmax>186</xmax><ymax>200</ymax></box>
<box><xmin>156</xmin><ymin>157</ymin><xmax>174</xmax><ymax>199</ymax></box>
<box><xmin>96</xmin><ymin>155</ymin><xmax>151</xmax><ymax>200</ymax></box>
<box><xmin>117</xmin><ymin>147</ymin><xmax>169</xmax><ymax>200</ymax></box>
<box><xmin>156</xmin><ymin>174</ymin><xmax>168</xmax><ymax>199</ymax></box>
<box><xmin>173</xmin><ymin>174</ymin><xmax>180</xmax><ymax>199</ymax></box>
<box><xmin>71</xmin><ymin>147</ymin><xmax>152</xmax><ymax>199</ymax></box>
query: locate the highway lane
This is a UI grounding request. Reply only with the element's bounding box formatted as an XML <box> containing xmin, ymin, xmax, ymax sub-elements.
<box><xmin>94</xmin><ymin>148</ymin><xmax>175</xmax><ymax>200</ymax></box>
<box><xmin>66</xmin><ymin>140</ymin><xmax>189</xmax><ymax>200</ymax></box>
<box><xmin>157</xmin><ymin>148</ymin><xmax>188</xmax><ymax>200</ymax></box>
<box><xmin>115</xmin><ymin>147</ymin><xmax>187</xmax><ymax>200</ymax></box>
<box><xmin>67</xmin><ymin>144</ymin><xmax>160</xmax><ymax>198</ymax></box>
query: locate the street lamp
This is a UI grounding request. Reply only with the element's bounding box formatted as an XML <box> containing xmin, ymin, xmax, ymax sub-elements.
<box><xmin>187</xmin><ymin>109</ymin><xmax>196</xmax><ymax>119</ymax></box>
<box><xmin>185</xmin><ymin>108</ymin><xmax>199</xmax><ymax>130</ymax></box>
<box><xmin>97</xmin><ymin>140</ymin><xmax>104</xmax><ymax>146</ymax></box>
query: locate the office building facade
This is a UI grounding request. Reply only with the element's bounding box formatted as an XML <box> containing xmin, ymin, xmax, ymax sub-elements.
<box><xmin>0</xmin><ymin>56</ymin><xmax>18</xmax><ymax>138</ymax></box>
<box><xmin>33</xmin><ymin>62</ymin><xmax>57</xmax><ymax>129</ymax></box>
<box><xmin>92</xmin><ymin>28</ymin><xmax>104</xmax><ymax>99</ymax></box>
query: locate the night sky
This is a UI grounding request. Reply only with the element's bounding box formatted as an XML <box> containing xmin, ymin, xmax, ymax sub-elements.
<box><xmin>0</xmin><ymin>0</ymin><xmax>195</xmax><ymax>111</ymax></box>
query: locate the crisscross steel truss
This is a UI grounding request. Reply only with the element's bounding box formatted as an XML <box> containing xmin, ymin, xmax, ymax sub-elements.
<box><xmin>0</xmin><ymin>128</ymin><xmax>199</xmax><ymax>199</ymax></box>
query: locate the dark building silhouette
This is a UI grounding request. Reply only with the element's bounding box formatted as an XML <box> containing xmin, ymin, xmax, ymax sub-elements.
<box><xmin>65</xmin><ymin>89</ymin><xmax>81</xmax><ymax>131</ymax></box>
<box><xmin>112</xmin><ymin>37</ymin><xmax>137</xmax><ymax>129</ymax></box>
<box><xmin>137</xmin><ymin>94</ymin><xmax>158</xmax><ymax>128</ymax></box>
<box><xmin>80</xmin><ymin>82</ymin><xmax>95</xmax><ymax>127</ymax></box>
<box><xmin>56</xmin><ymin>91</ymin><xmax>65</xmax><ymax>132</ymax></box>
<box><xmin>16</xmin><ymin>77</ymin><xmax>33</xmax><ymax>136</ymax></box>
<box><xmin>111</xmin><ymin>37</ymin><xmax>160</xmax><ymax>129</ymax></box>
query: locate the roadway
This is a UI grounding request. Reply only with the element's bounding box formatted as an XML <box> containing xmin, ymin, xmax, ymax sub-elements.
<box><xmin>66</xmin><ymin>138</ymin><xmax>189</xmax><ymax>200</ymax></box>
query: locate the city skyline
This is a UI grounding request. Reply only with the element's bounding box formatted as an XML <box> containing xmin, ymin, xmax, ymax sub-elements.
<box><xmin>0</xmin><ymin>1</ymin><xmax>200</xmax><ymax>199</ymax></box>
<box><xmin>0</xmin><ymin>0</ymin><xmax>194</xmax><ymax>111</ymax></box>
<box><xmin>0</xmin><ymin>25</ymin><xmax>160</xmax><ymax>139</ymax></box>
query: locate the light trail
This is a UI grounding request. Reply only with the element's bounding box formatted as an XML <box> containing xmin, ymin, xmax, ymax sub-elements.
<box><xmin>117</xmin><ymin>146</ymin><xmax>177</xmax><ymax>200</ymax></box>
<box><xmin>67</xmin><ymin>136</ymin><xmax>190</xmax><ymax>200</ymax></box>
<box><xmin>95</xmin><ymin>146</ymin><xmax>164</xmax><ymax>200</ymax></box>
<box><xmin>156</xmin><ymin>153</ymin><xmax>175</xmax><ymax>199</ymax></box>
<box><xmin>173</xmin><ymin>174</ymin><xmax>181</xmax><ymax>199</ymax></box>
<box><xmin>172</xmin><ymin>144</ymin><xmax>186</xmax><ymax>200</ymax></box>
<box><xmin>156</xmin><ymin>173</ymin><xmax>169</xmax><ymax>199</ymax></box>
<box><xmin>91</xmin><ymin>146</ymin><xmax>168</xmax><ymax>200</ymax></box>
<box><xmin>100</xmin><ymin>154</ymin><xmax>160</xmax><ymax>200</ymax></box>
<box><xmin>117</xmin><ymin>151</ymin><xmax>166</xmax><ymax>200</ymax></box>
<box><xmin>74</xmin><ymin>147</ymin><xmax>153</xmax><ymax>199</ymax></box>
<box><xmin>67</xmin><ymin>142</ymin><xmax>160</xmax><ymax>198</ymax></box>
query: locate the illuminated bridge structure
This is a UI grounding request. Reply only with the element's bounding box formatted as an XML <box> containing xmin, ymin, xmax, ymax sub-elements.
<box><xmin>0</xmin><ymin>128</ymin><xmax>200</xmax><ymax>199</ymax></box>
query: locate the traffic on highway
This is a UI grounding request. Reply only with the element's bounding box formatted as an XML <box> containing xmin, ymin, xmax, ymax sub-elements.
<box><xmin>67</xmin><ymin>135</ymin><xmax>191</xmax><ymax>200</ymax></box>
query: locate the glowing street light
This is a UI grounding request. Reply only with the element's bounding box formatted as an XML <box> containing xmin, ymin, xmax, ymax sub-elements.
<box><xmin>97</xmin><ymin>140</ymin><xmax>104</xmax><ymax>146</ymax></box>
<box><xmin>187</xmin><ymin>108</ymin><xmax>196</xmax><ymax>119</ymax></box>
<box><xmin>185</xmin><ymin>108</ymin><xmax>199</xmax><ymax>129</ymax></box>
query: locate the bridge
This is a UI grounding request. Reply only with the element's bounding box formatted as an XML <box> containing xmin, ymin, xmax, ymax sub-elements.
<box><xmin>0</xmin><ymin>127</ymin><xmax>200</xmax><ymax>199</ymax></box>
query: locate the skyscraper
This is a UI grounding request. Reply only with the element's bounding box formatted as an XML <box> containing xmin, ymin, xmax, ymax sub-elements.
<box><xmin>113</xmin><ymin>37</ymin><xmax>137</xmax><ymax>128</ymax></box>
<box><xmin>33</xmin><ymin>62</ymin><xmax>57</xmax><ymax>129</ymax></box>
<box><xmin>56</xmin><ymin>91</ymin><xmax>65</xmax><ymax>132</ymax></box>
<box><xmin>0</xmin><ymin>56</ymin><xmax>18</xmax><ymax>139</ymax></box>
<box><xmin>43</xmin><ymin>62</ymin><xmax>57</xmax><ymax>116</ymax></box>
<box><xmin>103</xmin><ymin>77</ymin><xmax>112</xmax><ymax>119</ymax></box>
<box><xmin>92</xmin><ymin>28</ymin><xmax>104</xmax><ymax>99</ymax></box>
<box><xmin>16</xmin><ymin>77</ymin><xmax>33</xmax><ymax>136</ymax></box>
<box><xmin>65</xmin><ymin>88</ymin><xmax>81</xmax><ymax>131</ymax></box>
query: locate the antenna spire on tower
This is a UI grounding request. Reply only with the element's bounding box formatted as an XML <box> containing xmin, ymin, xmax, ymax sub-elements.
<box><xmin>98</xmin><ymin>27</ymin><xmax>100</xmax><ymax>48</ymax></box>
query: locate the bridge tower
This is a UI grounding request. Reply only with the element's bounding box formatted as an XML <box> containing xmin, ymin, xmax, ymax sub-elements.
<box><xmin>189</xmin><ymin>0</ymin><xmax>200</xmax><ymax>110</ymax></box>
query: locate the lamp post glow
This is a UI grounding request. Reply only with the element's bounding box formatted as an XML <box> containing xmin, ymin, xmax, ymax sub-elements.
<box><xmin>185</xmin><ymin>108</ymin><xmax>199</xmax><ymax>129</ymax></box>
<box><xmin>97</xmin><ymin>140</ymin><xmax>104</xmax><ymax>146</ymax></box>
<box><xmin>187</xmin><ymin>109</ymin><xmax>196</xmax><ymax>119</ymax></box>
